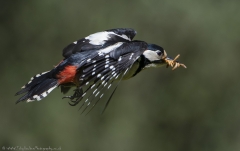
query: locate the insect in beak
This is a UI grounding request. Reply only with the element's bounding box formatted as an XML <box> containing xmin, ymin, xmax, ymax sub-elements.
<box><xmin>162</xmin><ymin>51</ymin><xmax>187</xmax><ymax>70</ymax></box>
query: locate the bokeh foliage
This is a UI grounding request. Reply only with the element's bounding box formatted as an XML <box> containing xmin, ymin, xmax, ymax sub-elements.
<box><xmin>1</xmin><ymin>0</ymin><xmax>240</xmax><ymax>151</ymax></box>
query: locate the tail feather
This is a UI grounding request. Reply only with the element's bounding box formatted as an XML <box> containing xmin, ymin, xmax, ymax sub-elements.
<box><xmin>15</xmin><ymin>71</ymin><xmax>51</xmax><ymax>96</ymax></box>
<box><xmin>15</xmin><ymin>71</ymin><xmax>58</xmax><ymax>103</ymax></box>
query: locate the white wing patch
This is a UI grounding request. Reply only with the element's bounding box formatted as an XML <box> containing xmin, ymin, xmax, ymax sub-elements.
<box><xmin>98</xmin><ymin>42</ymin><xmax>123</xmax><ymax>54</ymax></box>
<box><xmin>85</xmin><ymin>31</ymin><xmax>131</xmax><ymax>45</ymax></box>
<box><xmin>85</xmin><ymin>31</ymin><xmax>111</xmax><ymax>45</ymax></box>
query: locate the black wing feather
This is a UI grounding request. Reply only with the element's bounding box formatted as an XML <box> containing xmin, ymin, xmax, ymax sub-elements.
<box><xmin>62</xmin><ymin>28</ymin><xmax>137</xmax><ymax>59</ymax></box>
<box><xmin>106</xmin><ymin>28</ymin><xmax>137</xmax><ymax>40</ymax></box>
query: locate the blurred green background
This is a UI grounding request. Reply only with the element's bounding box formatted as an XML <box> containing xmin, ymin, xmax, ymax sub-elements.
<box><xmin>1</xmin><ymin>0</ymin><xmax>240</xmax><ymax>151</ymax></box>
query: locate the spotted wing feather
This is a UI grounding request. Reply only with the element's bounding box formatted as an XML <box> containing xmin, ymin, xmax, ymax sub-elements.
<box><xmin>65</xmin><ymin>41</ymin><xmax>147</xmax><ymax>113</ymax></box>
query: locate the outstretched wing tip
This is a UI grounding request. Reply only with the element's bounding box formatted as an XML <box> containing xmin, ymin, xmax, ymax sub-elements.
<box><xmin>106</xmin><ymin>28</ymin><xmax>137</xmax><ymax>40</ymax></box>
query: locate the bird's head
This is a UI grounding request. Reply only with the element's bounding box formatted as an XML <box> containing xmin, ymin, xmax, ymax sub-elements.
<box><xmin>143</xmin><ymin>44</ymin><xmax>186</xmax><ymax>70</ymax></box>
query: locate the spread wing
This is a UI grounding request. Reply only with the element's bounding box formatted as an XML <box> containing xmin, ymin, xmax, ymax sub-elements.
<box><xmin>67</xmin><ymin>41</ymin><xmax>147</xmax><ymax>113</ymax></box>
<box><xmin>62</xmin><ymin>28</ymin><xmax>137</xmax><ymax>59</ymax></box>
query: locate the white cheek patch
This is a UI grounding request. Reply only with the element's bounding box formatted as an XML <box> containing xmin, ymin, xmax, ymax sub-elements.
<box><xmin>143</xmin><ymin>50</ymin><xmax>161</xmax><ymax>61</ymax></box>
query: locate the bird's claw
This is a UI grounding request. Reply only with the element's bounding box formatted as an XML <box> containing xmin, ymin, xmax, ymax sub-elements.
<box><xmin>62</xmin><ymin>94</ymin><xmax>79</xmax><ymax>104</ymax></box>
<box><xmin>62</xmin><ymin>96</ymin><xmax>74</xmax><ymax>100</ymax></box>
<box><xmin>165</xmin><ymin>54</ymin><xmax>187</xmax><ymax>70</ymax></box>
<box><xmin>62</xmin><ymin>88</ymin><xmax>83</xmax><ymax>103</ymax></box>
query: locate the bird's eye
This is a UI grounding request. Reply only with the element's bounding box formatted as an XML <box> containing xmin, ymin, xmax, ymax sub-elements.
<box><xmin>156</xmin><ymin>50</ymin><xmax>162</xmax><ymax>56</ymax></box>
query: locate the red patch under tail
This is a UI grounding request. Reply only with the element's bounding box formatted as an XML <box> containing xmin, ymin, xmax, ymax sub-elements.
<box><xmin>57</xmin><ymin>65</ymin><xmax>77</xmax><ymax>84</ymax></box>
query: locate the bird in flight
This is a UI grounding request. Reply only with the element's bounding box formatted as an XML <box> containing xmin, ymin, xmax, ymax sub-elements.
<box><xmin>15</xmin><ymin>28</ymin><xmax>186</xmax><ymax>114</ymax></box>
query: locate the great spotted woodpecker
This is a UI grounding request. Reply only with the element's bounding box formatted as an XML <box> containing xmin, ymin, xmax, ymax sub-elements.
<box><xmin>15</xmin><ymin>28</ymin><xmax>186</xmax><ymax>113</ymax></box>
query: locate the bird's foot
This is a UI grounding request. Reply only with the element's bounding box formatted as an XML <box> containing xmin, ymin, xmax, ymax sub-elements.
<box><xmin>62</xmin><ymin>88</ymin><xmax>83</xmax><ymax>102</ymax></box>
<box><xmin>62</xmin><ymin>95</ymin><xmax>75</xmax><ymax>100</ymax></box>
<box><xmin>165</xmin><ymin>54</ymin><xmax>187</xmax><ymax>70</ymax></box>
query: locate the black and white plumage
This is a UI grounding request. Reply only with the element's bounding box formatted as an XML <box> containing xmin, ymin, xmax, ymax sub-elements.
<box><xmin>15</xmin><ymin>28</ymin><xmax>186</xmax><ymax>113</ymax></box>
